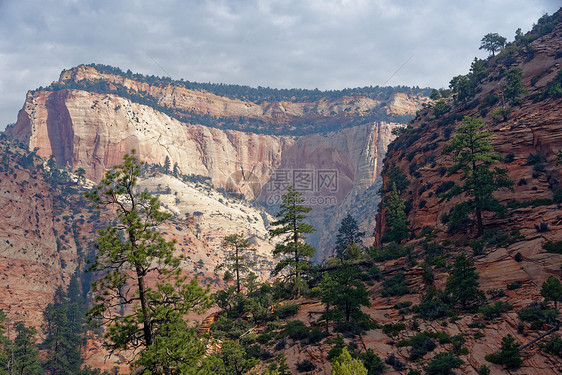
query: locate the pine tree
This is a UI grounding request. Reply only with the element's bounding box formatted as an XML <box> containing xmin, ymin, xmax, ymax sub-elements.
<box><xmin>85</xmin><ymin>150</ymin><xmax>212</xmax><ymax>373</ymax></box>
<box><xmin>382</xmin><ymin>183</ymin><xmax>409</xmax><ymax>243</ymax></box>
<box><xmin>163</xmin><ymin>155</ymin><xmax>171</xmax><ymax>173</ymax></box>
<box><xmin>215</xmin><ymin>234</ymin><xmax>256</xmax><ymax>294</ymax></box>
<box><xmin>43</xmin><ymin>273</ymin><xmax>87</xmax><ymax>375</ymax></box>
<box><xmin>0</xmin><ymin>310</ymin><xmax>9</xmax><ymax>375</ymax></box>
<box><xmin>320</xmin><ymin>264</ymin><xmax>369</xmax><ymax>323</ymax></box>
<box><xmin>12</xmin><ymin>323</ymin><xmax>41</xmax><ymax>375</ymax></box>
<box><xmin>443</xmin><ymin>116</ymin><xmax>513</xmax><ymax>237</ymax></box>
<box><xmin>334</xmin><ymin>214</ymin><xmax>364</xmax><ymax>263</ymax></box>
<box><xmin>445</xmin><ymin>254</ymin><xmax>485</xmax><ymax>310</ymax></box>
<box><xmin>269</xmin><ymin>186</ymin><xmax>315</xmax><ymax>298</ymax></box>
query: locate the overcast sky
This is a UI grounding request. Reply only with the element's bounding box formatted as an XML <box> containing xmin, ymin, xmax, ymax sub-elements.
<box><xmin>0</xmin><ymin>0</ymin><xmax>559</xmax><ymax>130</ymax></box>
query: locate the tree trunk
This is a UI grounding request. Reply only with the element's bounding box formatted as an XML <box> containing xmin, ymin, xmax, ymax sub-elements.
<box><xmin>136</xmin><ymin>266</ymin><xmax>152</xmax><ymax>347</ymax></box>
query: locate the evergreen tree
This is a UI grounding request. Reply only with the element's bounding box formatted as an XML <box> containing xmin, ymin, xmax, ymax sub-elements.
<box><xmin>479</xmin><ymin>33</ymin><xmax>506</xmax><ymax>56</ymax></box>
<box><xmin>332</xmin><ymin>348</ymin><xmax>368</xmax><ymax>375</ymax></box>
<box><xmin>43</xmin><ymin>272</ymin><xmax>88</xmax><ymax>375</ymax></box>
<box><xmin>319</xmin><ymin>264</ymin><xmax>369</xmax><ymax>323</ymax></box>
<box><xmin>334</xmin><ymin>214</ymin><xmax>365</xmax><ymax>263</ymax></box>
<box><xmin>0</xmin><ymin>310</ymin><xmax>9</xmax><ymax>375</ymax></box>
<box><xmin>541</xmin><ymin>275</ymin><xmax>562</xmax><ymax>311</ymax></box>
<box><xmin>382</xmin><ymin>183</ymin><xmax>409</xmax><ymax>243</ymax></box>
<box><xmin>12</xmin><ymin>323</ymin><xmax>41</xmax><ymax>375</ymax></box>
<box><xmin>445</xmin><ymin>254</ymin><xmax>485</xmax><ymax>310</ymax></box>
<box><xmin>269</xmin><ymin>186</ymin><xmax>315</xmax><ymax>298</ymax></box>
<box><xmin>502</xmin><ymin>68</ymin><xmax>527</xmax><ymax>105</ymax></box>
<box><xmin>442</xmin><ymin>116</ymin><xmax>513</xmax><ymax>237</ymax></box>
<box><xmin>163</xmin><ymin>155</ymin><xmax>171</xmax><ymax>173</ymax></box>
<box><xmin>215</xmin><ymin>234</ymin><xmax>256</xmax><ymax>294</ymax></box>
<box><xmin>85</xmin><ymin>151</ymin><xmax>212</xmax><ymax>373</ymax></box>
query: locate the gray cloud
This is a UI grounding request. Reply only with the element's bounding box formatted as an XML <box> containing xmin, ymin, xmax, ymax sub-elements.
<box><xmin>0</xmin><ymin>0</ymin><xmax>559</xmax><ymax>129</ymax></box>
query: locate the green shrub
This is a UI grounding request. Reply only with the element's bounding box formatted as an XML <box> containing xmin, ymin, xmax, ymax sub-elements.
<box><xmin>543</xmin><ymin>240</ymin><xmax>562</xmax><ymax>254</ymax></box>
<box><xmin>275</xmin><ymin>303</ymin><xmax>300</xmax><ymax>319</ymax></box>
<box><xmin>382</xmin><ymin>272</ymin><xmax>410</xmax><ymax>297</ymax></box>
<box><xmin>283</xmin><ymin>320</ymin><xmax>309</xmax><ymax>340</ymax></box>
<box><xmin>413</xmin><ymin>290</ymin><xmax>451</xmax><ymax>320</ymax></box>
<box><xmin>478</xmin><ymin>364</ymin><xmax>491</xmax><ymax>375</ymax></box>
<box><xmin>480</xmin><ymin>301</ymin><xmax>512</xmax><ymax>320</ymax></box>
<box><xmin>507</xmin><ymin>281</ymin><xmax>522</xmax><ymax>290</ymax></box>
<box><xmin>541</xmin><ymin>334</ymin><xmax>562</xmax><ymax>357</ymax></box>
<box><xmin>485</xmin><ymin>334</ymin><xmax>522</xmax><ymax>369</ymax></box>
<box><xmin>424</xmin><ymin>352</ymin><xmax>463</xmax><ymax>374</ymax></box>
<box><xmin>359</xmin><ymin>349</ymin><xmax>386</xmax><ymax>375</ymax></box>
<box><xmin>517</xmin><ymin>303</ymin><xmax>558</xmax><ymax>326</ymax></box>
<box><xmin>382</xmin><ymin>323</ymin><xmax>406</xmax><ymax>337</ymax></box>
<box><xmin>468</xmin><ymin>321</ymin><xmax>486</xmax><ymax>329</ymax></box>
<box><xmin>296</xmin><ymin>359</ymin><xmax>316</xmax><ymax>372</ymax></box>
<box><xmin>405</xmin><ymin>332</ymin><xmax>437</xmax><ymax>360</ymax></box>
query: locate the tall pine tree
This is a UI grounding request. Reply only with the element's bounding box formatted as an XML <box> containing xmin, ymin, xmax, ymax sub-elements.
<box><xmin>443</xmin><ymin>116</ymin><xmax>513</xmax><ymax>237</ymax></box>
<box><xmin>269</xmin><ymin>186</ymin><xmax>315</xmax><ymax>298</ymax></box>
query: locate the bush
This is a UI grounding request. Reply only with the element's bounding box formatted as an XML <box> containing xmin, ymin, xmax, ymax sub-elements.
<box><xmin>507</xmin><ymin>281</ymin><xmax>522</xmax><ymax>290</ymax></box>
<box><xmin>518</xmin><ymin>302</ymin><xmax>558</xmax><ymax>326</ymax></box>
<box><xmin>478</xmin><ymin>364</ymin><xmax>491</xmax><ymax>375</ymax></box>
<box><xmin>480</xmin><ymin>301</ymin><xmax>512</xmax><ymax>320</ymax></box>
<box><xmin>485</xmin><ymin>334</ymin><xmax>522</xmax><ymax>368</ymax></box>
<box><xmin>368</xmin><ymin>242</ymin><xmax>412</xmax><ymax>262</ymax></box>
<box><xmin>283</xmin><ymin>320</ymin><xmax>309</xmax><ymax>340</ymax></box>
<box><xmin>359</xmin><ymin>349</ymin><xmax>386</xmax><ymax>375</ymax></box>
<box><xmin>382</xmin><ymin>272</ymin><xmax>410</xmax><ymax>297</ymax></box>
<box><xmin>384</xmin><ymin>354</ymin><xmax>405</xmax><ymax>371</ymax></box>
<box><xmin>382</xmin><ymin>323</ymin><xmax>406</xmax><ymax>337</ymax></box>
<box><xmin>275</xmin><ymin>303</ymin><xmax>300</xmax><ymax>319</ymax></box>
<box><xmin>435</xmin><ymin>181</ymin><xmax>455</xmax><ymax>195</ymax></box>
<box><xmin>296</xmin><ymin>359</ymin><xmax>316</xmax><ymax>372</ymax></box>
<box><xmin>543</xmin><ymin>240</ymin><xmax>562</xmax><ymax>254</ymax></box>
<box><xmin>541</xmin><ymin>334</ymin><xmax>562</xmax><ymax>357</ymax></box>
<box><xmin>424</xmin><ymin>352</ymin><xmax>463</xmax><ymax>374</ymax></box>
<box><xmin>405</xmin><ymin>332</ymin><xmax>437</xmax><ymax>360</ymax></box>
<box><xmin>413</xmin><ymin>289</ymin><xmax>452</xmax><ymax>320</ymax></box>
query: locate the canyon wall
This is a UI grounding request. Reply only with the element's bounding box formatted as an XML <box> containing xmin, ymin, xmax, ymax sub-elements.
<box><xmin>8</xmin><ymin>67</ymin><xmax>426</xmax><ymax>257</ymax></box>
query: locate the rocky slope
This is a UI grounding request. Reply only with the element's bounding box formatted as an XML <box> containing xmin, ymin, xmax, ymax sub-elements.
<box><xmin>7</xmin><ymin>65</ymin><xmax>428</xmax><ymax>258</ymax></box>
<box><xmin>371</xmin><ymin>10</ymin><xmax>562</xmax><ymax>374</ymax></box>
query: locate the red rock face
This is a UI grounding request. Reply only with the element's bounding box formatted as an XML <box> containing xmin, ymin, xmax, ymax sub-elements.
<box><xmin>373</xmin><ymin>13</ymin><xmax>562</xmax><ymax>374</ymax></box>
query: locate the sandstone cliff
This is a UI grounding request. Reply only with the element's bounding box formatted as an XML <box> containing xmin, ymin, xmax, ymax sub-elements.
<box><xmin>373</xmin><ymin>11</ymin><xmax>562</xmax><ymax>374</ymax></box>
<box><xmin>7</xmin><ymin>66</ymin><xmax>427</xmax><ymax>258</ymax></box>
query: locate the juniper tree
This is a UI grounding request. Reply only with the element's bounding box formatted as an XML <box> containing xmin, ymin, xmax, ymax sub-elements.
<box><xmin>269</xmin><ymin>186</ymin><xmax>315</xmax><ymax>298</ymax></box>
<box><xmin>442</xmin><ymin>116</ymin><xmax>513</xmax><ymax>237</ymax></box>
<box><xmin>85</xmin><ymin>150</ymin><xmax>212</xmax><ymax>373</ymax></box>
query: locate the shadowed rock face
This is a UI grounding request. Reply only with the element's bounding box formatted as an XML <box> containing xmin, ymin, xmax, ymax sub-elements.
<box><xmin>8</xmin><ymin>66</ymin><xmax>427</xmax><ymax>258</ymax></box>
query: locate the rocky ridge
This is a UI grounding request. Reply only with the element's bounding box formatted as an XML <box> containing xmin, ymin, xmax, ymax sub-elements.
<box><xmin>372</xmin><ymin>11</ymin><xmax>562</xmax><ymax>374</ymax></box>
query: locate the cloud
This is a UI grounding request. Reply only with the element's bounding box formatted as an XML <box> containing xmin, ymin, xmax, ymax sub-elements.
<box><xmin>0</xmin><ymin>0</ymin><xmax>559</xmax><ymax>129</ymax></box>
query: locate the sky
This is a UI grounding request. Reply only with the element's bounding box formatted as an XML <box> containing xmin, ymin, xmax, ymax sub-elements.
<box><xmin>0</xmin><ymin>0</ymin><xmax>560</xmax><ymax>130</ymax></box>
